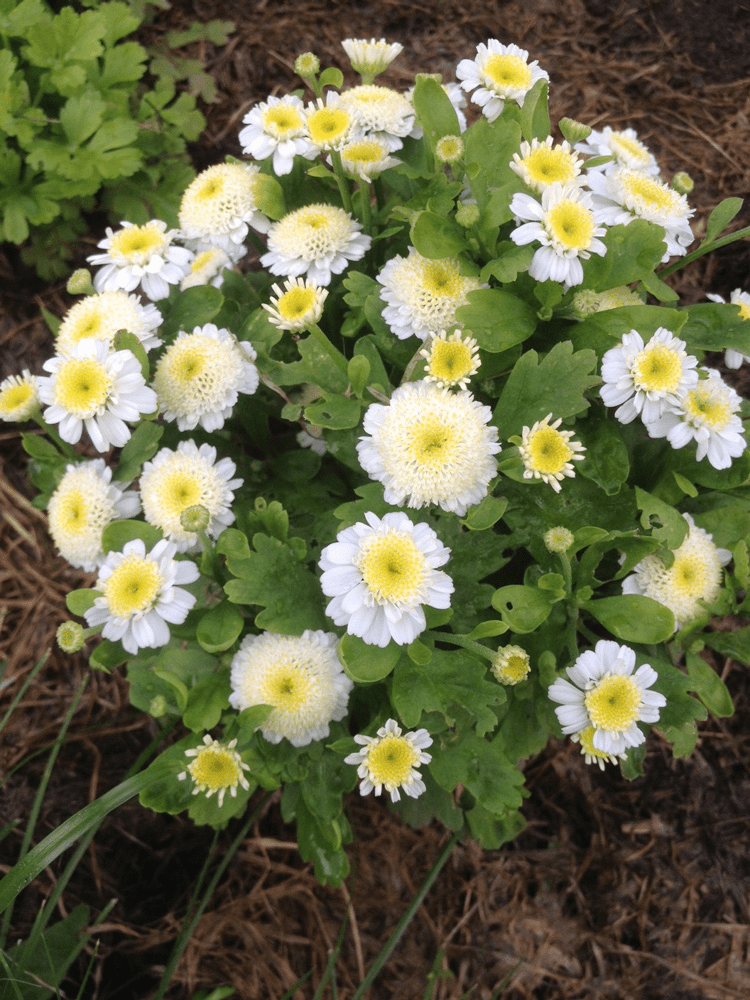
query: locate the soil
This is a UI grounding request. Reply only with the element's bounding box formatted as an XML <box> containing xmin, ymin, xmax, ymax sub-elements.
<box><xmin>1</xmin><ymin>2</ymin><xmax>749</xmax><ymax>998</ymax></box>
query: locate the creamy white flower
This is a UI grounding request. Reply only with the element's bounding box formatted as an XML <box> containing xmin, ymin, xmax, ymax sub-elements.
<box><xmin>85</xmin><ymin>538</ymin><xmax>199</xmax><ymax>655</ymax></box>
<box><xmin>180</xmin><ymin>246</ymin><xmax>233</xmax><ymax>290</ymax></box>
<box><xmin>262</xmin><ymin>277</ymin><xmax>328</xmax><ymax>332</ymax></box>
<box><xmin>337</xmin><ymin>137</ymin><xmax>400</xmax><ymax>180</ymax></box>
<box><xmin>377</xmin><ymin>247</ymin><xmax>485</xmax><ymax>341</ymax></box>
<box><xmin>87</xmin><ymin>220</ymin><xmax>193</xmax><ymax>301</ymax></box>
<box><xmin>518</xmin><ymin>413</ymin><xmax>586</xmax><ymax>492</ymax></box>
<box><xmin>139</xmin><ymin>440</ymin><xmax>242</xmax><ymax>552</ymax></box>
<box><xmin>153</xmin><ymin>324</ymin><xmax>259</xmax><ymax>432</ymax></box>
<box><xmin>586</xmin><ymin>166</ymin><xmax>694</xmax><ymax>261</ymax></box>
<box><xmin>510</xmin><ymin>183</ymin><xmax>608</xmax><ymax>290</ymax></box>
<box><xmin>576</xmin><ymin>126</ymin><xmax>660</xmax><ymax>175</ymax></box>
<box><xmin>646</xmin><ymin>367</ymin><xmax>747</xmax><ymax>469</ymax></box>
<box><xmin>261</xmin><ymin>204</ymin><xmax>371</xmax><ymax>286</ymax></box>
<box><xmin>319</xmin><ymin>511</ymin><xmax>453</xmax><ymax>648</ymax></box>
<box><xmin>38</xmin><ymin>338</ymin><xmax>157</xmax><ymax>452</ymax></box>
<box><xmin>706</xmin><ymin>289</ymin><xmax>750</xmax><ymax>369</ymax></box>
<box><xmin>238</xmin><ymin>94</ymin><xmax>315</xmax><ymax>176</ymax></box>
<box><xmin>548</xmin><ymin>640</ymin><xmax>666</xmax><ymax>756</ymax></box>
<box><xmin>179</xmin><ymin>162</ymin><xmax>271</xmax><ymax>256</ymax></box>
<box><xmin>511</xmin><ymin>136</ymin><xmax>584</xmax><ymax>192</ymax></box>
<box><xmin>622</xmin><ymin>513</ymin><xmax>731</xmax><ymax>630</ymax></box>
<box><xmin>600</xmin><ymin>327</ymin><xmax>699</xmax><ymax>425</ymax></box>
<box><xmin>358</xmin><ymin>381</ymin><xmax>500</xmax><ymax>515</ymax></box>
<box><xmin>177</xmin><ymin>735</ymin><xmax>251</xmax><ymax>808</ymax></box>
<box><xmin>47</xmin><ymin>459</ymin><xmax>140</xmax><ymax>571</ymax></box>
<box><xmin>341</xmin><ymin>38</ymin><xmax>404</xmax><ymax>79</ymax></box>
<box><xmin>56</xmin><ymin>291</ymin><xmax>163</xmax><ymax>355</ymax></box>
<box><xmin>456</xmin><ymin>40</ymin><xmax>549</xmax><ymax>123</ymax></box>
<box><xmin>338</xmin><ymin>85</ymin><xmax>417</xmax><ymax>151</ymax></box>
<box><xmin>306</xmin><ymin>93</ymin><xmax>362</xmax><ymax>152</ymax></box>
<box><xmin>0</xmin><ymin>370</ymin><xmax>39</xmax><ymax>422</ymax></box>
<box><xmin>419</xmin><ymin>329</ymin><xmax>480</xmax><ymax>390</ymax></box>
<box><xmin>229</xmin><ymin>630</ymin><xmax>353</xmax><ymax>747</ymax></box>
<box><xmin>345</xmin><ymin>718</ymin><xmax>432</xmax><ymax>803</ymax></box>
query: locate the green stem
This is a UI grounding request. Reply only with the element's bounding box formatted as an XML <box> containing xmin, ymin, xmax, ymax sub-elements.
<box><xmin>307</xmin><ymin>322</ymin><xmax>350</xmax><ymax>375</ymax></box>
<box><xmin>356</xmin><ymin>179</ymin><xmax>373</xmax><ymax>237</ymax></box>
<box><xmin>657</xmin><ymin>225</ymin><xmax>750</xmax><ymax>278</ymax></box>
<box><xmin>423</xmin><ymin>630</ymin><xmax>496</xmax><ymax>662</ymax></box>
<box><xmin>350</xmin><ymin>831</ymin><xmax>461</xmax><ymax>1000</ymax></box>
<box><xmin>329</xmin><ymin>150</ymin><xmax>354</xmax><ymax>215</ymax></box>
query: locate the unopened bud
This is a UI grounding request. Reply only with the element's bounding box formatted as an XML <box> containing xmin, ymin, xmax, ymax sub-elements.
<box><xmin>180</xmin><ymin>504</ymin><xmax>210</xmax><ymax>533</ymax></box>
<box><xmin>435</xmin><ymin>134</ymin><xmax>464</xmax><ymax>164</ymax></box>
<box><xmin>57</xmin><ymin>621</ymin><xmax>86</xmax><ymax>654</ymax></box>
<box><xmin>149</xmin><ymin>695</ymin><xmax>168</xmax><ymax>718</ymax></box>
<box><xmin>544</xmin><ymin>526</ymin><xmax>574</xmax><ymax>554</ymax></box>
<box><xmin>559</xmin><ymin>118</ymin><xmax>592</xmax><ymax>145</ymax></box>
<box><xmin>672</xmin><ymin>171</ymin><xmax>694</xmax><ymax>195</ymax></box>
<box><xmin>67</xmin><ymin>269</ymin><xmax>95</xmax><ymax>296</ymax></box>
<box><xmin>455</xmin><ymin>202</ymin><xmax>480</xmax><ymax>228</ymax></box>
<box><xmin>295</xmin><ymin>52</ymin><xmax>320</xmax><ymax>78</ymax></box>
<box><xmin>491</xmin><ymin>645</ymin><xmax>531</xmax><ymax>686</ymax></box>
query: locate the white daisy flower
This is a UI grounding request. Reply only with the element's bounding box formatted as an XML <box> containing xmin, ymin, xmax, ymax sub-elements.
<box><xmin>345</xmin><ymin>718</ymin><xmax>432</xmax><ymax>803</ymax></box>
<box><xmin>491</xmin><ymin>645</ymin><xmax>531</xmax><ymax>686</ymax></box>
<box><xmin>38</xmin><ymin>338</ymin><xmax>157</xmax><ymax>452</ymax></box>
<box><xmin>152</xmin><ymin>323</ymin><xmax>259</xmax><ymax>432</ymax></box>
<box><xmin>419</xmin><ymin>329</ymin><xmax>480</xmax><ymax>389</ymax></box>
<box><xmin>337</xmin><ymin>137</ymin><xmax>400</xmax><ymax>180</ymax></box>
<box><xmin>262</xmin><ymin>277</ymin><xmax>329</xmax><ymax>332</ymax></box>
<box><xmin>377</xmin><ymin>247</ymin><xmax>485</xmax><ymax>341</ymax></box>
<box><xmin>548</xmin><ymin>639</ymin><xmax>666</xmax><ymax>756</ymax></box>
<box><xmin>87</xmin><ymin>220</ymin><xmax>193</xmax><ymax>301</ymax></box>
<box><xmin>576</xmin><ymin>125</ymin><xmax>659</xmax><ymax>175</ymax></box>
<box><xmin>177</xmin><ymin>735</ymin><xmax>251</xmax><ymax>808</ymax></box>
<box><xmin>338</xmin><ymin>85</ymin><xmax>418</xmax><ymax>151</ymax></box>
<box><xmin>341</xmin><ymin>38</ymin><xmax>404</xmax><ymax>80</ymax></box>
<box><xmin>586</xmin><ymin>166</ymin><xmax>694</xmax><ymax>261</ymax></box>
<box><xmin>622</xmin><ymin>513</ymin><xmax>731</xmax><ymax>630</ymax></box>
<box><xmin>511</xmin><ymin>136</ymin><xmax>583</xmax><ymax>193</ymax></box>
<box><xmin>571</xmin><ymin>726</ymin><xmax>628</xmax><ymax>770</ymax></box>
<box><xmin>0</xmin><ymin>370</ymin><xmax>39</xmax><ymax>422</ymax></box>
<box><xmin>357</xmin><ymin>380</ymin><xmax>500</xmax><ymax>515</ymax></box>
<box><xmin>84</xmin><ymin>538</ymin><xmax>199</xmax><ymax>655</ymax></box>
<box><xmin>706</xmin><ymin>288</ymin><xmax>750</xmax><ymax>369</ymax></box>
<box><xmin>260</xmin><ymin>204</ymin><xmax>371</xmax><ymax>286</ymax></box>
<box><xmin>228</xmin><ymin>630</ymin><xmax>353</xmax><ymax>747</ymax></box>
<box><xmin>456</xmin><ymin>40</ymin><xmax>549</xmax><ymax>124</ymax></box>
<box><xmin>47</xmin><ymin>459</ymin><xmax>140</xmax><ymax>571</ymax></box>
<box><xmin>238</xmin><ymin>94</ymin><xmax>315</xmax><ymax>176</ymax></box>
<box><xmin>180</xmin><ymin>246</ymin><xmax>233</xmax><ymax>290</ymax></box>
<box><xmin>600</xmin><ymin>327</ymin><xmax>700</xmax><ymax>425</ymax></box>
<box><xmin>510</xmin><ymin>183</ymin><xmax>608</xmax><ymax>291</ymax></box>
<box><xmin>306</xmin><ymin>93</ymin><xmax>363</xmax><ymax>152</ymax></box>
<box><xmin>179</xmin><ymin>162</ymin><xmax>271</xmax><ymax>257</ymax></box>
<box><xmin>518</xmin><ymin>413</ymin><xmax>586</xmax><ymax>492</ymax></box>
<box><xmin>646</xmin><ymin>367</ymin><xmax>747</xmax><ymax>470</ymax></box>
<box><xmin>56</xmin><ymin>291</ymin><xmax>163</xmax><ymax>355</ymax></box>
<box><xmin>139</xmin><ymin>440</ymin><xmax>243</xmax><ymax>553</ymax></box>
<box><xmin>319</xmin><ymin>510</ymin><xmax>453</xmax><ymax>648</ymax></box>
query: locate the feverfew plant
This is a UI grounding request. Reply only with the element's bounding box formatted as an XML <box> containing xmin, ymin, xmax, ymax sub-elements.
<box><xmin>11</xmin><ymin>38</ymin><xmax>750</xmax><ymax>886</ymax></box>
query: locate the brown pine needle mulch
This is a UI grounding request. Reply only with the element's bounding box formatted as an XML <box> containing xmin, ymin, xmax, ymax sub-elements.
<box><xmin>1</xmin><ymin>1</ymin><xmax>750</xmax><ymax>997</ymax></box>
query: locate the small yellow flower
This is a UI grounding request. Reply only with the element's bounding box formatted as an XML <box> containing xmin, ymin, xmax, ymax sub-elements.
<box><xmin>420</xmin><ymin>330</ymin><xmax>480</xmax><ymax>389</ymax></box>
<box><xmin>491</xmin><ymin>645</ymin><xmax>530</xmax><ymax>685</ymax></box>
<box><xmin>518</xmin><ymin>414</ymin><xmax>585</xmax><ymax>492</ymax></box>
<box><xmin>177</xmin><ymin>735</ymin><xmax>251</xmax><ymax>808</ymax></box>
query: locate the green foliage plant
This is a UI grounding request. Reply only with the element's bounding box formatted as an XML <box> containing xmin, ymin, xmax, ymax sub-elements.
<box><xmin>4</xmin><ymin>36</ymin><xmax>750</xmax><ymax>896</ymax></box>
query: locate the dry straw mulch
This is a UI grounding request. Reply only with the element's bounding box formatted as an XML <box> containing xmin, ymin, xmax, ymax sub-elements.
<box><xmin>1</xmin><ymin>1</ymin><xmax>750</xmax><ymax>997</ymax></box>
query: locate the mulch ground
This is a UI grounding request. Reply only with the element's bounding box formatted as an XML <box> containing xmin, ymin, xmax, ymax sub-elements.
<box><xmin>1</xmin><ymin>1</ymin><xmax>750</xmax><ymax>997</ymax></box>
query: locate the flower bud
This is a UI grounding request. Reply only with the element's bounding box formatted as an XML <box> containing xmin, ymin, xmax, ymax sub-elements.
<box><xmin>149</xmin><ymin>695</ymin><xmax>168</xmax><ymax>718</ymax></box>
<box><xmin>66</xmin><ymin>269</ymin><xmax>95</xmax><ymax>296</ymax></box>
<box><xmin>491</xmin><ymin>645</ymin><xmax>531</xmax><ymax>685</ymax></box>
<box><xmin>180</xmin><ymin>504</ymin><xmax>210</xmax><ymax>533</ymax></box>
<box><xmin>559</xmin><ymin>118</ymin><xmax>592</xmax><ymax>145</ymax></box>
<box><xmin>544</xmin><ymin>526</ymin><xmax>574</xmax><ymax>554</ymax></box>
<box><xmin>295</xmin><ymin>52</ymin><xmax>320</xmax><ymax>77</ymax></box>
<box><xmin>671</xmin><ymin>171</ymin><xmax>694</xmax><ymax>195</ymax></box>
<box><xmin>435</xmin><ymin>135</ymin><xmax>464</xmax><ymax>164</ymax></box>
<box><xmin>455</xmin><ymin>202</ymin><xmax>480</xmax><ymax>228</ymax></box>
<box><xmin>57</xmin><ymin>621</ymin><xmax>86</xmax><ymax>654</ymax></box>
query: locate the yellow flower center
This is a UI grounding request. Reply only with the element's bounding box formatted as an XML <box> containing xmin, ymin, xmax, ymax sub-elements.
<box><xmin>545</xmin><ymin>200</ymin><xmax>595</xmax><ymax>250</ymax></box>
<box><xmin>103</xmin><ymin>555</ymin><xmax>162</xmax><ymax>618</ymax></box>
<box><xmin>504</xmin><ymin>655</ymin><xmax>529</xmax><ymax>682</ymax></box>
<box><xmin>68</xmin><ymin>311</ymin><xmax>103</xmax><ymax>343</ymax></box>
<box><xmin>307</xmin><ymin>107</ymin><xmax>351</xmax><ymax>145</ymax></box>
<box><xmin>263</xmin><ymin>104</ymin><xmax>304</xmax><ymax>136</ymax></box>
<box><xmin>1</xmin><ymin>383</ymin><xmax>33</xmax><ymax>412</ymax></box>
<box><xmin>54</xmin><ymin>358</ymin><xmax>112</xmax><ymax>417</ymax></box>
<box><xmin>408</xmin><ymin>415</ymin><xmax>459</xmax><ymax>468</ymax></box>
<box><xmin>684</xmin><ymin>385</ymin><xmax>731</xmax><ymax>428</ymax></box>
<box><xmin>483</xmin><ymin>53</ymin><xmax>532</xmax><ymax>91</ymax></box>
<box><xmin>190</xmin><ymin>251</ymin><xmax>215</xmax><ymax>273</ymax></box>
<box><xmin>57</xmin><ymin>489</ymin><xmax>87</xmax><ymax>534</ymax></box>
<box><xmin>736</xmin><ymin>301</ymin><xmax>750</xmax><ymax>321</ymax></box>
<box><xmin>278</xmin><ymin>286</ymin><xmax>317</xmax><ymax>320</ymax></box>
<box><xmin>523</xmin><ymin>146</ymin><xmax>577</xmax><ymax>185</ymax></box>
<box><xmin>344</xmin><ymin>140</ymin><xmax>383</xmax><ymax>164</ymax></box>
<box><xmin>264</xmin><ymin>661</ymin><xmax>315</xmax><ymax>713</ymax></box>
<box><xmin>367</xmin><ymin>734</ymin><xmax>419</xmax><ymax>787</ymax></box>
<box><xmin>422</xmin><ymin>261</ymin><xmax>462</xmax><ymax>297</ymax></box>
<box><xmin>428</xmin><ymin>340</ymin><xmax>474</xmax><ymax>382</ymax></box>
<box><xmin>357</xmin><ymin>531</ymin><xmax>427</xmax><ymax>605</ymax></box>
<box><xmin>623</xmin><ymin>173</ymin><xmax>675</xmax><ymax>212</ymax></box>
<box><xmin>610</xmin><ymin>132</ymin><xmax>650</xmax><ymax>166</ymax></box>
<box><xmin>632</xmin><ymin>343</ymin><xmax>683</xmax><ymax>393</ymax></box>
<box><xmin>109</xmin><ymin>225</ymin><xmax>165</xmax><ymax>260</ymax></box>
<box><xmin>157</xmin><ymin>470</ymin><xmax>203</xmax><ymax>519</ymax></box>
<box><xmin>189</xmin><ymin>748</ymin><xmax>241</xmax><ymax>790</ymax></box>
<box><xmin>669</xmin><ymin>552</ymin><xmax>707</xmax><ymax>597</ymax></box>
<box><xmin>170</xmin><ymin>343</ymin><xmax>209</xmax><ymax>383</ymax></box>
<box><xmin>585</xmin><ymin>674</ymin><xmax>641</xmax><ymax>732</ymax></box>
<box><xmin>526</xmin><ymin>426</ymin><xmax>573</xmax><ymax>474</ymax></box>
<box><xmin>195</xmin><ymin>175</ymin><xmax>224</xmax><ymax>202</ymax></box>
<box><xmin>578</xmin><ymin>725</ymin><xmax>611</xmax><ymax>758</ymax></box>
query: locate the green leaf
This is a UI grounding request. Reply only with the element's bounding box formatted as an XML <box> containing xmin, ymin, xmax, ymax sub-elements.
<box><xmin>578</xmin><ymin>414</ymin><xmax>630</xmax><ymax>495</ymax></box>
<box><xmin>492</xmin><ymin>341</ymin><xmax>599</xmax><ymax>438</ymax></box>
<box><xmin>659</xmin><ymin>721</ymin><xmax>698</xmax><ymax>758</ymax></box>
<box><xmin>159</xmin><ymin>285</ymin><xmax>223</xmax><ymax>340</ymax></box>
<box><xmin>347</xmin><ymin>354</ymin><xmax>370</xmax><ymax>398</ymax></box>
<box><xmin>491</xmin><ymin>585</ymin><xmax>553</xmax><ymax>633</ymax></box>
<box><xmin>253</xmin><ymin>171</ymin><xmax>286</xmax><ymax>221</ymax></box>
<box><xmin>196</xmin><ymin>601</ymin><xmax>245</xmax><ymax>654</ymax></box>
<box><xmin>113</xmin><ymin>421</ymin><xmax>163</xmax><ymax>483</ymax></box>
<box><xmin>89</xmin><ymin>639</ymin><xmax>127</xmax><ymax>672</ymax></box>
<box><xmin>318</xmin><ymin>67</ymin><xmax>344</xmax><ymax>90</ymax></box>
<box><xmin>305</xmin><ymin>392</ymin><xmax>361</xmax><ymax>430</ymax></box>
<box><xmin>701</xmin><ymin>627</ymin><xmax>750</xmax><ymax>665</ymax></box>
<box><xmin>294</xmin><ymin>795</ymin><xmax>349</xmax><ymax>887</ymax></box>
<box><xmin>582</xmin><ymin>595</ymin><xmax>675</xmax><ymax>643</ymax></box>
<box><xmin>461</xmin><ymin>494</ymin><xmax>508</xmax><ymax>530</ymax></box>
<box><xmin>619</xmin><ymin>744</ymin><xmax>646</xmax><ymax>780</ymax></box>
<box><xmin>5</xmin><ymin>903</ymin><xmax>91</xmax><ymax>998</ymax></box>
<box><xmin>480</xmin><ymin>243</ymin><xmax>535</xmax><ymax>284</ymax></box>
<box><xmin>581</xmin><ymin>221</ymin><xmax>670</xmax><ymax>293</ymax></box>
<box><xmin>338</xmin><ymin>633</ymin><xmax>402</xmax><ymax>683</ymax></box>
<box><xmin>702</xmin><ymin>197</ymin><xmax>743</xmax><ymax>244</ymax></box>
<box><xmin>183</xmin><ymin>670</ymin><xmax>232</xmax><ymax>732</ymax></box>
<box><xmin>411</xmin><ymin>211</ymin><xmax>467</xmax><ymax>259</ymax></box>
<box><xmin>518</xmin><ymin>79</ymin><xmax>550</xmax><ymax>142</ymax></box>
<box><xmin>66</xmin><ymin>589</ymin><xmax>97</xmax><ymax>616</ymax></box>
<box><xmin>113</xmin><ymin>329</ymin><xmax>149</xmax><ymax>380</ymax></box>
<box><xmin>412</xmin><ymin>75</ymin><xmax>461</xmax><ymax>148</ymax></box>
<box><xmin>60</xmin><ymin>91</ymin><xmax>106</xmax><ymax>146</ymax></box>
<box><xmin>634</xmin><ymin>486</ymin><xmax>688</xmax><ymax>549</ymax></box>
<box><xmin>430</xmin><ymin>731</ymin><xmax>524</xmax><ymax>813</ymax></box>
<box><xmin>455</xmin><ymin>288</ymin><xmax>536</xmax><ymax>353</ymax></box>
<box><xmin>101</xmin><ymin>519</ymin><xmax>162</xmax><ymax>554</ymax></box>
<box><xmin>685</xmin><ymin>650</ymin><xmax>733</xmax><ymax>718</ymax></box>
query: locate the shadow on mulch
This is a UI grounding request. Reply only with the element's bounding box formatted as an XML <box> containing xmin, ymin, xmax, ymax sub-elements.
<box><xmin>1</xmin><ymin>1</ymin><xmax>750</xmax><ymax>998</ymax></box>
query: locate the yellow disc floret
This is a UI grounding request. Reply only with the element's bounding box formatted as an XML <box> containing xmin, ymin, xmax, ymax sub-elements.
<box><xmin>585</xmin><ymin>673</ymin><xmax>641</xmax><ymax>732</ymax></box>
<box><xmin>356</xmin><ymin>530</ymin><xmax>428</xmax><ymax>606</ymax></box>
<box><xmin>54</xmin><ymin>358</ymin><xmax>112</xmax><ymax>417</ymax></box>
<box><xmin>103</xmin><ymin>554</ymin><xmax>162</xmax><ymax>619</ymax></box>
<box><xmin>545</xmin><ymin>199</ymin><xmax>595</xmax><ymax>251</ymax></box>
<box><xmin>365</xmin><ymin>732</ymin><xmax>420</xmax><ymax>788</ymax></box>
<box><xmin>108</xmin><ymin>222</ymin><xmax>168</xmax><ymax>264</ymax></box>
<box><xmin>483</xmin><ymin>53</ymin><xmax>532</xmax><ymax>92</ymax></box>
<box><xmin>632</xmin><ymin>342</ymin><xmax>684</xmax><ymax>394</ymax></box>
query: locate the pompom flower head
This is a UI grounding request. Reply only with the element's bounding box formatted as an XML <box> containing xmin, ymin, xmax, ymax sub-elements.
<box><xmin>177</xmin><ymin>735</ymin><xmax>251</xmax><ymax>808</ymax></box>
<box><xmin>84</xmin><ymin>538</ymin><xmax>199</xmax><ymax>655</ymax></box>
<box><xmin>153</xmin><ymin>324</ymin><xmax>259</xmax><ymax>432</ymax></box>
<box><xmin>56</xmin><ymin>291</ymin><xmax>162</xmax><ymax>355</ymax></box>
<box><xmin>238</xmin><ymin>94</ymin><xmax>314</xmax><ymax>176</ymax></box>
<box><xmin>261</xmin><ymin>204</ymin><xmax>370</xmax><ymax>286</ymax></box>
<box><xmin>87</xmin><ymin>220</ymin><xmax>192</xmax><ymax>301</ymax></box>
<box><xmin>357</xmin><ymin>380</ymin><xmax>500</xmax><ymax>515</ymax></box>
<box><xmin>179</xmin><ymin>162</ymin><xmax>271</xmax><ymax>254</ymax></box>
<box><xmin>345</xmin><ymin>718</ymin><xmax>432</xmax><ymax>802</ymax></box>
<box><xmin>517</xmin><ymin>413</ymin><xmax>585</xmax><ymax>492</ymax></box>
<box><xmin>548</xmin><ymin>640</ymin><xmax>666</xmax><ymax>755</ymax></box>
<box><xmin>48</xmin><ymin>459</ymin><xmax>140</xmax><ymax>571</ymax></box>
<box><xmin>0</xmin><ymin>370</ymin><xmax>39</xmax><ymax>422</ymax></box>
<box><xmin>622</xmin><ymin>513</ymin><xmax>731</xmax><ymax>629</ymax></box>
<box><xmin>228</xmin><ymin>630</ymin><xmax>353</xmax><ymax>747</ymax></box>
<box><xmin>319</xmin><ymin>511</ymin><xmax>453</xmax><ymax>648</ymax></box>
<box><xmin>456</xmin><ymin>40</ymin><xmax>549</xmax><ymax>123</ymax></box>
